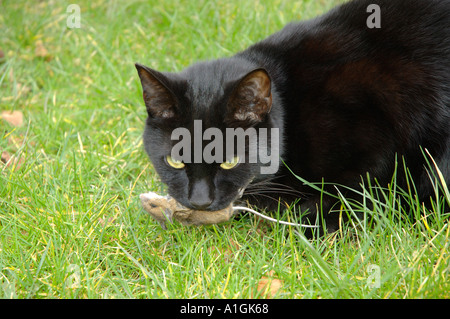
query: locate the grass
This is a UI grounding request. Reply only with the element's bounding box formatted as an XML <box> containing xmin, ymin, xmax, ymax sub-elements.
<box><xmin>0</xmin><ymin>0</ymin><xmax>449</xmax><ymax>299</ymax></box>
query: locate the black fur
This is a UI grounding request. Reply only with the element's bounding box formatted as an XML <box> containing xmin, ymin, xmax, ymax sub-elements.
<box><xmin>136</xmin><ymin>0</ymin><xmax>450</xmax><ymax>233</ymax></box>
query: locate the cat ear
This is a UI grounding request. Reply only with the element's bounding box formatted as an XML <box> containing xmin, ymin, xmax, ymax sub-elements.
<box><xmin>227</xmin><ymin>68</ymin><xmax>272</xmax><ymax>125</ymax></box>
<box><xmin>135</xmin><ymin>63</ymin><xmax>178</xmax><ymax>120</ymax></box>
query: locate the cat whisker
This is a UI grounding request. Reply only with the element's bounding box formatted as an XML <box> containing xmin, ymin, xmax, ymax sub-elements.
<box><xmin>242</xmin><ymin>192</ymin><xmax>282</xmax><ymax>204</ymax></box>
<box><xmin>244</xmin><ymin>189</ymin><xmax>303</xmax><ymax>197</ymax></box>
<box><xmin>245</xmin><ymin>181</ymin><xmax>309</xmax><ymax>197</ymax></box>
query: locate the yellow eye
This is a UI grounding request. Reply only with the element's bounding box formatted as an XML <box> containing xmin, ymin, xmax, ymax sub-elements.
<box><xmin>220</xmin><ymin>156</ymin><xmax>240</xmax><ymax>170</ymax></box>
<box><xmin>165</xmin><ymin>155</ymin><xmax>185</xmax><ymax>169</ymax></box>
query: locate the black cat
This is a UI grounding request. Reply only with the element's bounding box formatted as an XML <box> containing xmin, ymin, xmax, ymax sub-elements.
<box><xmin>135</xmin><ymin>0</ymin><xmax>450</xmax><ymax>233</ymax></box>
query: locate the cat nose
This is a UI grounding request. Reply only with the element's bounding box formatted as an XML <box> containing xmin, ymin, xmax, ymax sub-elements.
<box><xmin>189</xmin><ymin>179</ymin><xmax>213</xmax><ymax>210</ymax></box>
<box><xmin>189</xmin><ymin>198</ymin><xmax>213</xmax><ymax>210</ymax></box>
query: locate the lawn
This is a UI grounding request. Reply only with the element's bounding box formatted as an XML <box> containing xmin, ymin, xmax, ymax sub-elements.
<box><xmin>0</xmin><ymin>0</ymin><xmax>448</xmax><ymax>299</ymax></box>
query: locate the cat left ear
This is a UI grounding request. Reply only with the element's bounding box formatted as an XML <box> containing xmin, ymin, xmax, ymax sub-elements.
<box><xmin>226</xmin><ymin>68</ymin><xmax>272</xmax><ymax>125</ymax></box>
<box><xmin>135</xmin><ymin>63</ymin><xmax>178</xmax><ymax>120</ymax></box>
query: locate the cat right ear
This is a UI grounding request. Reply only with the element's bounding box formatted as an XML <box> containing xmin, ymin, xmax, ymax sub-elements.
<box><xmin>135</xmin><ymin>63</ymin><xmax>178</xmax><ymax>120</ymax></box>
<box><xmin>226</xmin><ymin>68</ymin><xmax>272</xmax><ymax>126</ymax></box>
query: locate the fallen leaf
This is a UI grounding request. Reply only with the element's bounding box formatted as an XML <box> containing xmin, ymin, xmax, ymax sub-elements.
<box><xmin>207</xmin><ymin>239</ymin><xmax>240</xmax><ymax>262</ymax></box>
<box><xmin>1</xmin><ymin>151</ymin><xmax>11</xmax><ymax>164</ymax></box>
<box><xmin>207</xmin><ymin>246</ymin><xmax>232</xmax><ymax>260</ymax></box>
<box><xmin>7</xmin><ymin>133</ymin><xmax>25</xmax><ymax>148</ymax></box>
<box><xmin>98</xmin><ymin>216</ymin><xmax>116</xmax><ymax>227</ymax></box>
<box><xmin>0</xmin><ymin>151</ymin><xmax>24</xmax><ymax>170</ymax></box>
<box><xmin>1</xmin><ymin>110</ymin><xmax>23</xmax><ymax>127</ymax></box>
<box><xmin>35</xmin><ymin>40</ymin><xmax>52</xmax><ymax>61</ymax></box>
<box><xmin>15</xmin><ymin>83</ymin><xmax>31</xmax><ymax>97</ymax></box>
<box><xmin>0</xmin><ymin>49</ymin><xmax>4</xmax><ymax>62</ymax></box>
<box><xmin>1</xmin><ymin>129</ymin><xmax>28</xmax><ymax>171</ymax></box>
<box><xmin>253</xmin><ymin>271</ymin><xmax>283</xmax><ymax>298</ymax></box>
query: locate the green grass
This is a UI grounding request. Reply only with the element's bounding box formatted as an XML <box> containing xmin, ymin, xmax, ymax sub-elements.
<box><xmin>0</xmin><ymin>0</ymin><xmax>448</xmax><ymax>299</ymax></box>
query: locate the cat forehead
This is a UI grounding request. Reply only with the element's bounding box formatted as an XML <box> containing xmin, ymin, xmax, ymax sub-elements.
<box><xmin>181</xmin><ymin>59</ymin><xmax>254</xmax><ymax>102</ymax></box>
<box><xmin>185</xmin><ymin>66</ymin><xmax>225</xmax><ymax>99</ymax></box>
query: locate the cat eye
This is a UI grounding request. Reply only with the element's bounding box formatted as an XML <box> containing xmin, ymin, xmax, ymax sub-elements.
<box><xmin>220</xmin><ymin>156</ymin><xmax>240</xmax><ymax>170</ymax></box>
<box><xmin>165</xmin><ymin>155</ymin><xmax>185</xmax><ymax>169</ymax></box>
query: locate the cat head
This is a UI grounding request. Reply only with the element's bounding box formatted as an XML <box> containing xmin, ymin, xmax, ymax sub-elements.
<box><xmin>135</xmin><ymin>59</ymin><xmax>282</xmax><ymax>211</ymax></box>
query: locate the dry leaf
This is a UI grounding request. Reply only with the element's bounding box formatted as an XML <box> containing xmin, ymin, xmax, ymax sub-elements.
<box><xmin>7</xmin><ymin>133</ymin><xmax>24</xmax><ymax>149</ymax></box>
<box><xmin>15</xmin><ymin>83</ymin><xmax>31</xmax><ymax>97</ymax></box>
<box><xmin>98</xmin><ymin>216</ymin><xmax>116</xmax><ymax>227</ymax></box>
<box><xmin>35</xmin><ymin>40</ymin><xmax>52</xmax><ymax>61</ymax></box>
<box><xmin>0</xmin><ymin>49</ymin><xmax>4</xmax><ymax>61</ymax></box>
<box><xmin>1</xmin><ymin>151</ymin><xmax>11</xmax><ymax>164</ymax></box>
<box><xmin>1</xmin><ymin>130</ymin><xmax>27</xmax><ymax>171</ymax></box>
<box><xmin>254</xmin><ymin>271</ymin><xmax>283</xmax><ymax>298</ymax></box>
<box><xmin>207</xmin><ymin>246</ymin><xmax>233</xmax><ymax>261</ymax></box>
<box><xmin>0</xmin><ymin>151</ymin><xmax>24</xmax><ymax>169</ymax></box>
<box><xmin>207</xmin><ymin>239</ymin><xmax>240</xmax><ymax>262</ymax></box>
<box><xmin>1</xmin><ymin>110</ymin><xmax>23</xmax><ymax>127</ymax></box>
